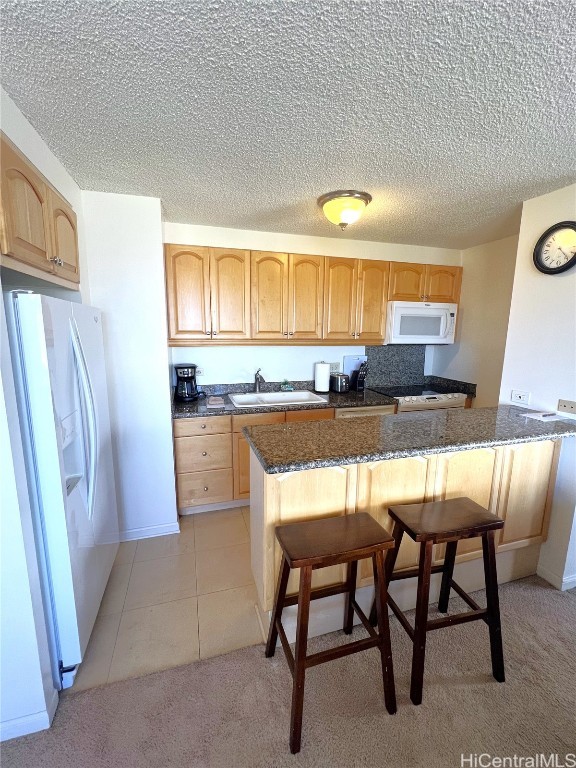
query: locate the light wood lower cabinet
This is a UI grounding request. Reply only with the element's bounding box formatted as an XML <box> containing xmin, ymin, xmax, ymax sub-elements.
<box><xmin>250</xmin><ymin>440</ymin><xmax>560</xmax><ymax>611</ymax></box>
<box><xmin>232</xmin><ymin>412</ymin><xmax>287</xmax><ymax>500</ymax></box>
<box><xmin>173</xmin><ymin>416</ymin><xmax>233</xmax><ymax>507</ymax></box>
<box><xmin>174</xmin><ymin>408</ymin><xmax>340</xmax><ymax>507</ymax></box>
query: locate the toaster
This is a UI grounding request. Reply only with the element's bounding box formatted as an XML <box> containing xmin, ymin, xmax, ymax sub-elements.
<box><xmin>330</xmin><ymin>373</ymin><xmax>350</xmax><ymax>393</ymax></box>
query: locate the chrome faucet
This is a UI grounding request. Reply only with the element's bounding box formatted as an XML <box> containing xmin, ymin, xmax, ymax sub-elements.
<box><xmin>254</xmin><ymin>368</ymin><xmax>265</xmax><ymax>393</ymax></box>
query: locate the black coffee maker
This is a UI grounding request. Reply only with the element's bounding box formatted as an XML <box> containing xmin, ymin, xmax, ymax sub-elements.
<box><xmin>174</xmin><ymin>365</ymin><xmax>200</xmax><ymax>402</ymax></box>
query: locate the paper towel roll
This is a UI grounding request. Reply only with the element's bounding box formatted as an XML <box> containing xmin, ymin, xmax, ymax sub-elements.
<box><xmin>314</xmin><ymin>362</ymin><xmax>331</xmax><ymax>392</ymax></box>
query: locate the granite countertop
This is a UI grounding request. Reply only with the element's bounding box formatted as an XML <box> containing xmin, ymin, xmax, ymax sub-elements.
<box><xmin>171</xmin><ymin>376</ymin><xmax>475</xmax><ymax>419</ymax></box>
<box><xmin>243</xmin><ymin>405</ymin><xmax>576</xmax><ymax>474</ymax></box>
<box><xmin>172</xmin><ymin>386</ymin><xmax>397</xmax><ymax>418</ymax></box>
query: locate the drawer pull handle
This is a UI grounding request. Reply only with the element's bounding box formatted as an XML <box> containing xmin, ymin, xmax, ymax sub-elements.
<box><xmin>201</xmin><ymin>424</ymin><xmax>207</xmax><ymax>429</ymax></box>
<box><xmin>204</xmin><ymin>486</ymin><xmax>208</xmax><ymax>491</ymax></box>
<box><xmin>202</xmin><ymin>451</ymin><xmax>207</xmax><ymax>456</ymax></box>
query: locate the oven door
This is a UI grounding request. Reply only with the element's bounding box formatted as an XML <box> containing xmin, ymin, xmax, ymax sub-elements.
<box><xmin>385</xmin><ymin>301</ymin><xmax>457</xmax><ymax>344</ymax></box>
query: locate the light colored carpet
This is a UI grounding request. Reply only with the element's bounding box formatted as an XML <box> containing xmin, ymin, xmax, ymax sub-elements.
<box><xmin>3</xmin><ymin>576</ymin><xmax>575</xmax><ymax>768</ymax></box>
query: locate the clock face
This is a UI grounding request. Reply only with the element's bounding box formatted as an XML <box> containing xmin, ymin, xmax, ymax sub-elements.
<box><xmin>533</xmin><ymin>221</ymin><xmax>576</xmax><ymax>274</ymax></box>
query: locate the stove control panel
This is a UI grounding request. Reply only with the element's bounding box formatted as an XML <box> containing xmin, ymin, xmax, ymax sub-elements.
<box><xmin>396</xmin><ymin>392</ymin><xmax>467</xmax><ymax>411</ymax></box>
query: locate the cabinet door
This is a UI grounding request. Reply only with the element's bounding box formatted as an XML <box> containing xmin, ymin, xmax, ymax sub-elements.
<box><xmin>209</xmin><ymin>247</ymin><xmax>250</xmax><ymax>339</ymax></box>
<box><xmin>497</xmin><ymin>441</ymin><xmax>559</xmax><ymax>549</ymax></box>
<box><xmin>48</xmin><ymin>189</ymin><xmax>80</xmax><ymax>283</ymax></box>
<box><xmin>356</xmin><ymin>259</ymin><xmax>389</xmax><ymax>342</ymax></box>
<box><xmin>388</xmin><ymin>262</ymin><xmax>427</xmax><ymax>301</ymax></box>
<box><xmin>434</xmin><ymin>448</ymin><xmax>500</xmax><ymax>558</ymax></box>
<box><xmin>165</xmin><ymin>245</ymin><xmax>211</xmax><ymax>341</ymax></box>
<box><xmin>288</xmin><ymin>253</ymin><xmax>324</xmax><ymax>340</ymax></box>
<box><xmin>356</xmin><ymin>456</ymin><xmax>434</xmax><ymax>584</ymax></box>
<box><xmin>233</xmin><ymin>432</ymin><xmax>251</xmax><ymax>499</ymax></box>
<box><xmin>1</xmin><ymin>138</ymin><xmax>52</xmax><ymax>270</ymax></box>
<box><xmin>322</xmin><ymin>257</ymin><xmax>358</xmax><ymax>341</ymax></box>
<box><xmin>251</xmin><ymin>251</ymin><xmax>289</xmax><ymax>339</ymax></box>
<box><xmin>273</xmin><ymin>464</ymin><xmax>358</xmax><ymax>596</ymax></box>
<box><xmin>426</xmin><ymin>265</ymin><xmax>462</xmax><ymax>303</ymax></box>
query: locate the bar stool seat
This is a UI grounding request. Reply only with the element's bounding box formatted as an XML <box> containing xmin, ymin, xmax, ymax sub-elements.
<box><xmin>265</xmin><ymin>513</ymin><xmax>397</xmax><ymax>754</ymax></box>
<box><xmin>369</xmin><ymin>496</ymin><xmax>505</xmax><ymax>706</ymax></box>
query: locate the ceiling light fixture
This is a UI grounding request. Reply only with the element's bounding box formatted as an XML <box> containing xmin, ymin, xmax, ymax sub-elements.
<box><xmin>317</xmin><ymin>190</ymin><xmax>372</xmax><ymax>230</ymax></box>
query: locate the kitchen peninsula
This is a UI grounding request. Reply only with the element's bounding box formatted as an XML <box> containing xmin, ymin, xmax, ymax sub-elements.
<box><xmin>244</xmin><ymin>406</ymin><xmax>576</xmax><ymax>614</ymax></box>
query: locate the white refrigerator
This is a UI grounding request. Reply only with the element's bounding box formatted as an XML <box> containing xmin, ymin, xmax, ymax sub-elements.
<box><xmin>6</xmin><ymin>292</ymin><xmax>119</xmax><ymax>689</ymax></box>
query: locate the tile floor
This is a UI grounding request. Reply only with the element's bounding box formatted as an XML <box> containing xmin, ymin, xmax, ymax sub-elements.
<box><xmin>72</xmin><ymin>507</ymin><xmax>265</xmax><ymax>693</ymax></box>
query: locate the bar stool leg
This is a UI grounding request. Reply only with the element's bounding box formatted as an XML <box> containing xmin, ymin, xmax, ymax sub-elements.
<box><xmin>482</xmin><ymin>530</ymin><xmax>505</xmax><ymax>683</ymax></box>
<box><xmin>369</xmin><ymin>521</ymin><xmax>403</xmax><ymax>626</ymax></box>
<box><xmin>410</xmin><ymin>540</ymin><xmax>433</xmax><ymax>705</ymax></box>
<box><xmin>343</xmin><ymin>559</ymin><xmax>358</xmax><ymax>634</ymax></box>
<box><xmin>290</xmin><ymin>565</ymin><xmax>312</xmax><ymax>754</ymax></box>
<box><xmin>265</xmin><ymin>555</ymin><xmax>290</xmax><ymax>658</ymax></box>
<box><xmin>372</xmin><ymin>550</ymin><xmax>397</xmax><ymax>715</ymax></box>
<box><xmin>437</xmin><ymin>540</ymin><xmax>458</xmax><ymax>613</ymax></box>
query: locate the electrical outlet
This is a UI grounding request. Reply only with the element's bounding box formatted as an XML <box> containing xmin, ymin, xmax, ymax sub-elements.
<box><xmin>329</xmin><ymin>362</ymin><xmax>340</xmax><ymax>373</ymax></box>
<box><xmin>511</xmin><ymin>390</ymin><xmax>531</xmax><ymax>404</ymax></box>
<box><xmin>558</xmin><ymin>399</ymin><xmax>576</xmax><ymax>416</ymax></box>
<box><xmin>196</xmin><ymin>367</ymin><xmax>204</xmax><ymax>376</ymax></box>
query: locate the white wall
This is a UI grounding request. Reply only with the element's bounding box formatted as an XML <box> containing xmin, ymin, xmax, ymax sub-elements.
<box><xmin>163</xmin><ymin>222</ymin><xmax>461</xmax><ymax>264</ymax></box>
<box><xmin>1</xmin><ymin>284</ymin><xmax>58</xmax><ymax>740</ymax></box>
<box><xmin>82</xmin><ymin>192</ymin><xmax>178</xmax><ymax>540</ymax></box>
<box><xmin>426</xmin><ymin>235</ymin><xmax>517</xmax><ymax>407</ymax></box>
<box><xmin>171</xmin><ymin>345</ymin><xmax>365</xmax><ymax>386</ymax></box>
<box><xmin>499</xmin><ymin>184</ymin><xmax>576</xmax><ymax>589</ymax></box>
<box><xmin>164</xmin><ymin>221</ymin><xmax>461</xmax><ymax>383</ymax></box>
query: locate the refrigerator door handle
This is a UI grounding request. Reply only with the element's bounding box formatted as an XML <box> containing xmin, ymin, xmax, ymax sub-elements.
<box><xmin>70</xmin><ymin>318</ymin><xmax>99</xmax><ymax>520</ymax></box>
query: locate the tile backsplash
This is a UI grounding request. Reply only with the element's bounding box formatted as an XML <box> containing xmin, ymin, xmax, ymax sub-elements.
<box><xmin>366</xmin><ymin>345</ymin><xmax>425</xmax><ymax>386</ymax></box>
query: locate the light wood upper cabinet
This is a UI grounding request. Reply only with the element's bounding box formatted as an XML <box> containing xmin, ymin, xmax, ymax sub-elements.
<box><xmin>165</xmin><ymin>245</ymin><xmax>250</xmax><ymax>342</ymax></box>
<box><xmin>288</xmin><ymin>254</ymin><xmax>324</xmax><ymax>340</ymax></box>
<box><xmin>209</xmin><ymin>248</ymin><xmax>251</xmax><ymax>339</ymax></box>
<box><xmin>165</xmin><ymin>245</ymin><xmax>211</xmax><ymax>340</ymax></box>
<box><xmin>1</xmin><ymin>136</ymin><xmax>80</xmax><ymax>285</ymax></box>
<box><xmin>1</xmin><ymin>137</ymin><xmax>51</xmax><ymax>270</ymax></box>
<box><xmin>388</xmin><ymin>262</ymin><xmax>462</xmax><ymax>303</ymax></box>
<box><xmin>356</xmin><ymin>259</ymin><xmax>389</xmax><ymax>342</ymax></box>
<box><xmin>426</xmin><ymin>265</ymin><xmax>462</xmax><ymax>303</ymax></box>
<box><xmin>48</xmin><ymin>189</ymin><xmax>80</xmax><ymax>283</ymax></box>
<box><xmin>251</xmin><ymin>251</ymin><xmax>289</xmax><ymax>339</ymax></box>
<box><xmin>251</xmin><ymin>252</ymin><xmax>324</xmax><ymax>340</ymax></box>
<box><xmin>322</xmin><ymin>258</ymin><xmax>359</xmax><ymax>341</ymax></box>
<box><xmin>323</xmin><ymin>257</ymin><xmax>388</xmax><ymax>342</ymax></box>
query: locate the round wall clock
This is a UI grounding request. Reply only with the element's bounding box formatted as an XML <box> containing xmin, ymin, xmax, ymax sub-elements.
<box><xmin>533</xmin><ymin>221</ymin><xmax>576</xmax><ymax>274</ymax></box>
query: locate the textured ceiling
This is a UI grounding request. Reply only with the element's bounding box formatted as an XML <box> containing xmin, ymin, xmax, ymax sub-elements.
<box><xmin>1</xmin><ymin>0</ymin><xmax>575</xmax><ymax>249</ymax></box>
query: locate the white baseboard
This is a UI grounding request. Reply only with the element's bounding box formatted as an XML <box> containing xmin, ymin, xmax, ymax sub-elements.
<box><xmin>537</xmin><ymin>563</ymin><xmax>576</xmax><ymax>591</ymax></box>
<box><xmin>119</xmin><ymin>521</ymin><xmax>180</xmax><ymax>542</ymax></box>
<box><xmin>0</xmin><ymin>686</ymin><xmax>58</xmax><ymax>741</ymax></box>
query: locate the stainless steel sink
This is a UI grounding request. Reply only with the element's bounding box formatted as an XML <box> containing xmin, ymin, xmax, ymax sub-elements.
<box><xmin>229</xmin><ymin>391</ymin><xmax>329</xmax><ymax>408</ymax></box>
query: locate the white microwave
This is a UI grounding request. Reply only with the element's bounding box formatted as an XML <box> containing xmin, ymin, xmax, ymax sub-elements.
<box><xmin>385</xmin><ymin>301</ymin><xmax>458</xmax><ymax>344</ymax></box>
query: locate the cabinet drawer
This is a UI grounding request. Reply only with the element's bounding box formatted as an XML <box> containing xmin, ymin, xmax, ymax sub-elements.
<box><xmin>174</xmin><ymin>433</ymin><xmax>232</xmax><ymax>472</ymax></box>
<box><xmin>173</xmin><ymin>415</ymin><xmax>231</xmax><ymax>437</ymax></box>
<box><xmin>335</xmin><ymin>405</ymin><xmax>396</xmax><ymax>418</ymax></box>
<box><xmin>285</xmin><ymin>408</ymin><xmax>335</xmax><ymax>422</ymax></box>
<box><xmin>177</xmin><ymin>469</ymin><xmax>233</xmax><ymax>507</ymax></box>
<box><xmin>232</xmin><ymin>412</ymin><xmax>286</xmax><ymax>432</ymax></box>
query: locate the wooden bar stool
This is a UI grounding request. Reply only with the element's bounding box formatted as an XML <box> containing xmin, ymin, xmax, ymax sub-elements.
<box><xmin>369</xmin><ymin>496</ymin><xmax>505</xmax><ymax>706</ymax></box>
<box><xmin>265</xmin><ymin>513</ymin><xmax>397</xmax><ymax>754</ymax></box>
